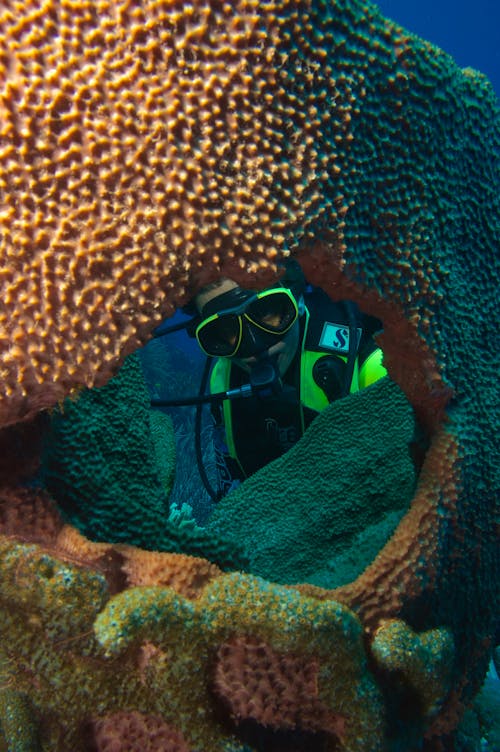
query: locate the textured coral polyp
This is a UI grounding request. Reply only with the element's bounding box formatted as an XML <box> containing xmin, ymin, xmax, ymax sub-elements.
<box><xmin>0</xmin><ymin>0</ymin><xmax>348</xmax><ymax>427</ymax></box>
<box><xmin>90</xmin><ymin>710</ymin><xmax>191</xmax><ymax>752</ymax></box>
<box><xmin>213</xmin><ymin>635</ymin><xmax>346</xmax><ymax>740</ymax></box>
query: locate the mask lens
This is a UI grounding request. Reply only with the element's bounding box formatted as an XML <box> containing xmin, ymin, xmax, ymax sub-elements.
<box><xmin>197</xmin><ymin>314</ymin><xmax>241</xmax><ymax>356</ymax></box>
<box><xmin>247</xmin><ymin>291</ymin><xmax>297</xmax><ymax>332</ymax></box>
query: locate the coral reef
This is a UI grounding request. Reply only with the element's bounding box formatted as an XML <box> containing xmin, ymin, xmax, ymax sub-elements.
<box><xmin>0</xmin><ymin>498</ymin><xmax>385</xmax><ymax>751</ymax></box>
<box><xmin>0</xmin><ymin>659</ymin><xmax>38</xmax><ymax>752</ymax></box>
<box><xmin>41</xmin><ymin>353</ymin><xmax>245</xmax><ymax>570</ymax></box>
<box><xmin>207</xmin><ymin>376</ymin><xmax>417</xmax><ymax>588</ymax></box>
<box><xmin>41</xmin><ymin>353</ymin><xmax>175</xmax><ymax>542</ymax></box>
<box><xmin>371</xmin><ymin>618</ymin><xmax>455</xmax><ymax>741</ymax></box>
<box><xmin>0</xmin><ymin>0</ymin><xmax>498</xmax><ymax>750</ymax></box>
<box><xmin>90</xmin><ymin>710</ymin><xmax>192</xmax><ymax>752</ymax></box>
<box><xmin>0</xmin><ymin>485</ymin><xmax>63</xmax><ymax>542</ymax></box>
<box><xmin>212</xmin><ymin>635</ymin><xmax>347</xmax><ymax>740</ymax></box>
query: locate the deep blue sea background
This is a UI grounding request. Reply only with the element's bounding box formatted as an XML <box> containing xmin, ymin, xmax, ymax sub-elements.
<box><xmin>376</xmin><ymin>0</ymin><xmax>500</xmax><ymax>96</ymax></box>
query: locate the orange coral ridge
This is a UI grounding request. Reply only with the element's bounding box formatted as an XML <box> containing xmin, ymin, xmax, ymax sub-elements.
<box><xmin>0</xmin><ymin>0</ymin><xmax>349</xmax><ymax>426</ymax></box>
<box><xmin>0</xmin><ymin>487</ymin><xmax>223</xmax><ymax>600</ymax></box>
<box><xmin>57</xmin><ymin>524</ymin><xmax>223</xmax><ymax>599</ymax></box>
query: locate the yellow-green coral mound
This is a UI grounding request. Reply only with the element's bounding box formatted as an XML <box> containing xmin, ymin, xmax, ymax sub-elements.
<box><xmin>371</xmin><ymin>619</ymin><xmax>455</xmax><ymax>721</ymax></box>
<box><xmin>0</xmin><ymin>658</ymin><xmax>38</xmax><ymax>752</ymax></box>
<box><xmin>0</xmin><ymin>534</ymin><xmax>386</xmax><ymax>751</ymax></box>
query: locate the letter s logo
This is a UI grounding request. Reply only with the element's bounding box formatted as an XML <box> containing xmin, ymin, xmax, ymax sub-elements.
<box><xmin>319</xmin><ymin>322</ymin><xmax>358</xmax><ymax>353</ymax></box>
<box><xmin>335</xmin><ymin>327</ymin><xmax>348</xmax><ymax>350</ymax></box>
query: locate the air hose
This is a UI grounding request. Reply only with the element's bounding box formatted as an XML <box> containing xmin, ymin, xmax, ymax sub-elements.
<box><xmin>151</xmin><ymin>355</ymin><xmax>284</xmax><ymax>503</ymax></box>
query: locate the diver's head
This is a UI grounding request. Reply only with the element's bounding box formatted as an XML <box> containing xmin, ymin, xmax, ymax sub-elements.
<box><xmin>193</xmin><ymin>261</ymin><xmax>305</xmax><ymax>375</ymax></box>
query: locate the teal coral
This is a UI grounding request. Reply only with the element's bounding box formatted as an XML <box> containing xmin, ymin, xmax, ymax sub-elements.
<box><xmin>207</xmin><ymin>377</ymin><xmax>417</xmax><ymax>587</ymax></box>
<box><xmin>41</xmin><ymin>354</ymin><xmax>246</xmax><ymax>570</ymax></box>
<box><xmin>465</xmin><ymin>667</ymin><xmax>500</xmax><ymax>751</ymax></box>
<box><xmin>149</xmin><ymin>408</ymin><xmax>177</xmax><ymax>497</ymax></box>
<box><xmin>42</xmin><ymin>353</ymin><xmax>174</xmax><ymax>543</ymax></box>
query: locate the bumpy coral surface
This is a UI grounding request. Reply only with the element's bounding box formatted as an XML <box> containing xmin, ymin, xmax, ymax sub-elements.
<box><xmin>0</xmin><ymin>0</ymin><xmax>498</xmax><ymax>750</ymax></box>
<box><xmin>0</xmin><ymin>494</ymin><xmax>385</xmax><ymax>751</ymax></box>
<box><xmin>212</xmin><ymin>635</ymin><xmax>347</xmax><ymax>739</ymax></box>
<box><xmin>41</xmin><ymin>352</ymin><xmax>246</xmax><ymax>569</ymax></box>
<box><xmin>91</xmin><ymin>710</ymin><xmax>192</xmax><ymax>752</ymax></box>
<box><xmin>42</xmin><ymin>353</ymin><xmax>175</xmax><ymax>541</ymax></box>
<box><xmin>207</xmin><ymin>376</ymin><xmax>417</xmax><ymax>588</ymax></box>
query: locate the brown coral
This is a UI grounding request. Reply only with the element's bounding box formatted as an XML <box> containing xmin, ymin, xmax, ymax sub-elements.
<box><xmin>90</xmin><ymin>710</ymin><xmax>191</xmax><ymax>752</ymax></box>
<box><xmin>212</xmin><ymin>635</ymin><xmax>346</xmax><ymax>740</ymax></box>
<box><xmin>0</xmin><ymin>485</ymin><xmax>63</xmax><ymax>543</ymax></box>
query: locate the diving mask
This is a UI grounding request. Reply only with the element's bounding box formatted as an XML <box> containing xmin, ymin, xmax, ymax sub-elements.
<box><xmin>195</xmin><ymin>287</ymin><xmax>299</xmax><ymax>358</ymax></box>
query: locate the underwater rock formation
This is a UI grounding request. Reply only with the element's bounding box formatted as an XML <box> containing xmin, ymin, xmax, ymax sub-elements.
<box><xmin>0</xmin><ymin>0</ymin><xmax>498</xmax><ymax>750</ymax></box>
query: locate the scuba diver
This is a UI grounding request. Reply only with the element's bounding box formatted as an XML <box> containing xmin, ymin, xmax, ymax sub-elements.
<box><xmin>181</xmin><ymin>260</ymin><xmax>388</xmax><ymax>498</ymax></box>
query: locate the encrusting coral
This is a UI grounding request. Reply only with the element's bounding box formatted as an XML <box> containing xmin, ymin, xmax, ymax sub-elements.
<box><xmin>41</xmin><ymin>353</ymin><xmax>176</xmax><ymax>542</ymax></box>
<box><xmin>0</xmin><ymin>490</ymin><xmax>385</xmax><ymax>751</ymax></box>
<box><xmin>90</xmin><ymin>710</ymin><xmax>191</xmax><ymax>752</ymax></box>
<box><xmin>212</xmin><ymin>635</ymin><xmax>347</xmax><ymax>740</ymax></box>
<box><xmin>41</xmin><ymin>352</ymin><xmax>246</xmax><ymax>570</ymax></box>
<box><xmin>0</xmin><ymin>657</ymin><xmax>38</xmax><ymax>752</ymax></box>
<box><xmin>207</xmin><ymin>376</ymin><xmax>418</xmax><ymax>588</ymax></box>
<box><xmin>0</xmin><ymin>0</ymin><xmax>498</xmax><ymax>750</ymax></box>
<box><xmin>371</xmin><ymin>619</ymin><xmax>455</xmax><ymax>722</ymax></box>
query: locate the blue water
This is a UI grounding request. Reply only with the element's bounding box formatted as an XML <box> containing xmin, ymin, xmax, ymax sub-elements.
<box><xmin>376</xmin><ymin>0</ymin><xmax>500</xmax><ymax>96</ymax></box>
